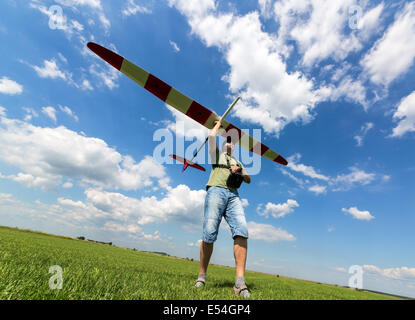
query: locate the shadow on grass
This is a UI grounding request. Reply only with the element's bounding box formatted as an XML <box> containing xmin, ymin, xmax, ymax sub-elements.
<box><xmin>210</xmin><ymin>280</ymin><xmax>257</xmax><ymax>291</ymax></box>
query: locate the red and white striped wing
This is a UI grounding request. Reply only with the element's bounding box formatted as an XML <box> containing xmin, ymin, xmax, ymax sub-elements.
<box><xmin>87</xmin><ymin>42</ymin><xmax>288</xmax><ymax>166</ymax></box>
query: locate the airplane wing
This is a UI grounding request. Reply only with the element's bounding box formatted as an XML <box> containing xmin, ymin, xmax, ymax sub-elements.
<box><xmin>87</xmin><ymin>42</ymin><xmax>288</xmax><ymax>166</ymax></box>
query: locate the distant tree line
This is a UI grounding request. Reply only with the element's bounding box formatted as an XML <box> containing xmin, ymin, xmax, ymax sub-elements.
<box><xmin>77</xmin><ymin>236</ymin><xmax>112</xmax><ymax>246</ymax></box>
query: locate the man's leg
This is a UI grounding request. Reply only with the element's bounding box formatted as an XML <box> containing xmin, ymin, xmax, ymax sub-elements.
<box><xmin>224</xmin><ymin>193</ymin><xmax>250</xmax><ymax>297</ymax></box>
<box><xmin>199</xmin><ymin>241</ymin><xmax>214</xmax><ymax>275</ymax></box>
<box><xmin>233</xmin><ymin>236</ymin><xmax>247</xmax><ymax>278</ymax></box>
<box><xmin>195</xmin><ymin>187</ymin><xmax>226</xmax><ymax>287</ymax></box>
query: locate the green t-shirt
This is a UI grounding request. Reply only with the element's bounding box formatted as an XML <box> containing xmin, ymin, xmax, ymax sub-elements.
<box><xmin>206</xmin><ymin>148</ymin><xmax>245</xmax><ymax>192</ymax></box>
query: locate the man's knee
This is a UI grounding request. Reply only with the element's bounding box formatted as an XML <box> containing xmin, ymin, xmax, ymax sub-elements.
<box><xmin>234</xmin><ymin>235</ymin><xmax>248</xmax><ymax>246</ymax></box>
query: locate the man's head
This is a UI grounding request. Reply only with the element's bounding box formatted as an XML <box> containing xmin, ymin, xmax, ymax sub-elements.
<box><xmin>222</xmin><ymin>137</ymin><xmax>234</xmax><ymax>155</ymax></box>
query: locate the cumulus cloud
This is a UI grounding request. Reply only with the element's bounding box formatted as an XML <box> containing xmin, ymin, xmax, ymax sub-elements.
<box><xmin>0</xmin><ymin>77</ymin><xmax>23</xmax><ymax>95</ymax></box>
<box><xmin>169</xmin><ymin>0</ymin><xmax>324</xmax><ymax>136</ymax></box>
<box><xmin>308</xmin><ymin>184</ymin><xmax>327</xmax><ymax>195</ymax></box>
<box><xmin>342</xmin><ymin>206</ymin><xmax>375</xmax><ymax>221</ymax></box>
<box><xmin>0</xmin><ymin>111</ymin><xmax>169</xmax><ymax>190</ymax></box>
<box><xmin>85</xmin><ymin>185</ymin><xmax>206</xmax><ymax>226</ymax></box>
<box><xmin>32</xmin><ymin>59</ymin><xmax>67</xmax><ymax>80</ymax></box>
<box><xmin>247</xmin><ymin>221</ymin><xmax>296</xmax><ymax>242</ymax></box>
<box><xmin>257</xmin><ymin>199</ymin><xmax>299</xmax><ymax>219</ymax></box>
<box><xmin>332</xmin><ymin>167</ymin><xmax>376</xmax><ymax>191</ymax></box>
<box><xmin>363</xmin><ymin>265</ymin><xmax>415</xmax><ymax>282</ymax></box>
<box><xmin>274</xmin><ymin>0</ymin><xmax>362</xmax><ymax>67</ymax></box>
<box><xmin>391</xmin><ymin>91</ymin><xmax>415</xmax><ymax>138</ymax></box>
<box><xmin>361</xmin><ymin>2</ymin><xmax>415</xmax><ymax>86</ymax></box>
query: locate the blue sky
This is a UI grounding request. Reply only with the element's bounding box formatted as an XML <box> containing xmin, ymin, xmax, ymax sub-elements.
<box><xmin>0</xmin><ymin>0</ymin><xmax>415</xmax><ymax>298</ymax></box>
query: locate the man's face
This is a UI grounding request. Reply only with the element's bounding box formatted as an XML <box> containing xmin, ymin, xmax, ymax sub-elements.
<box><xmin>223</xmin><ymin>142</ymin><xmax>234</xmax><ymax>155</ymax></box>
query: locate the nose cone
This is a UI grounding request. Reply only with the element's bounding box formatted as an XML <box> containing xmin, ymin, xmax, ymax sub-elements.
<box><xmin>87</xmin><ymin>42</ymin><xmax>124</xmax><ymax>71</ymax></box>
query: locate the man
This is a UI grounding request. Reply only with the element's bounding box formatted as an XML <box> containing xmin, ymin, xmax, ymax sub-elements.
<box><xmin>194</xmin><ymin>119</ymin><xmax>251</xmax><ymax>298</ymax></box>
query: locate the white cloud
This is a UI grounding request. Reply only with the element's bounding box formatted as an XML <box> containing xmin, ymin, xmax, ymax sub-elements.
<box><xmin>62</xmin><ymin>181</ymin><xmax>73</xmax><ymax>188</ymax></box>
<box><xmin>29</xmin><ymin>2</ymin><xmax>86</xmax><ymax>37</ymax></box>
<box><xmin>363</xmin><ymin>265</ymin><xmax>415</xmax><ymax>280</ymax></box>
<box><xmin>42</xmin><ymin>106</ymin><xmax>57</xmax><ymax>122</ymax></box>
<box><xmin>169</xmin><ymin>0</ymin><xmax>323</xmax><ymax>136</ymax></box>
<box><xmin>169</xmin><ymin>40</ymin><xmax>180</xmax><ymax>52</ymax></box>
<box><xmin>59</xmin><ymin>105</ymin><xmax>79</xmax><ymax>122</ymax></box>
<box><xmin>103</xmin><ymin>221</ymin><xmax>142</xmax><ymax>234</ymax></box>
<box><xmin>285</xmin><ymin>154</ymin><xmax>380</xmax><ymax>193</ymax></box>
<box><xmin>274</xmin><ymin>0</ymin><xmax>364</xmax><ymax>67</ymax></box>
<box><xmin>247</xmin><ymin>221</ymin><xmax>296</xmax><ymax>242</ymax></box>
<box><xmin>354</xmin><ymin>122</ymin><xmax>374</xmax><ymax>146</ymax></box>
<box><xmin>85</xmin><ymin>184</ymin><xmax>206</xmax><ymax>226</ymax></box>
<box><xmin>54</xmin><ymin>0</ymin><xmax>110</xmax><ymax>30</ymax></box>
<box><xmin>187</xmin><ymin>239</ymin><xmax>202</xmax><ymax>247</ymax></box>
<box><xmin>0</xmin><ymin>193</ymin><xmax>18</xmax><ymax>205</ymax></box>
<box><xmin>0</xmin><ymin>77</ymin><xmax>23</xmax><ymax>95</ymax></box>
<box><xmin>332</xmin><ymin>167</ymin><xmax>376</xmax><ymax>191</ymax></box>
<box><xmin>0</xmin><ymin>112</ymin><xmax>169</xmax><ymax>191</ymax></box>
<box><xmin>281</xmin><ymin>168</ymin><xmax>306</xmax><ymax>188</ymax></box>
<box><xmin>361</xmin><ymin>2</ymin><xmax>415</xmax><ymax>86</ymax></box>
<box><xmin>89</xmin><ymin>62</ymin><xmax>121</xmax><ymax>90</ymax></box>
<box><xmin>342</xmin><ymin>206</ymin><xmax>375</xmax><ymax>221</ymax></box>
<box><xmin>357</xmin><ymin>3</ymin><xmax>385</xmax><ymax>41</ymax></box>
<box><xmin>241</xmin><ymin>198</ymin><xmax>249</xmax><ymax>207</ymax></box>
<box><xmin>257</xmin><ymin>199</ymin><xmax>299</xmax><ymax>219</ymax></box>
<box><xmin>391</xmin><ymin>91</ymin><xmax>415</xmax><ymax>138</ymax></box>
<box><xmin>22</xmin><ymin>107</ymin><xmax>39</xmax><ymax>121</ymax></box>
<box><xmin>326</xmin><ymin>76</ymin><xmax>368</xmax><ymax>109</ymax></box>
<box><xmin>122</xmin><ymin>0</ymin><xmax>151</xmax><ymax>16</ymax></box>
<box><xmin>81</xmin><ymin>79</ymin><xmax>93</xmax><ymax>91</ymax></box>
<box><xmin>287</xmin><ymin>154</ymin><xmax>330</xmax><ymax>181</ymax></box>
<box><xmin>258</xmin><ymin>0</ymin><xmax>273</xmax><ymax>19</ymax></box>
<box><xmin>57</xmin><ymin>52</ymin><xmax>68</xmax><ymax>64</ymax></box>
<box><xmin>308</xmin><ymin>184</ymin><xmax>327</xmax><ymax>195</ymax></box>
<box><xmin>32</xmin><ymin>59</ymin><xmax>67</xmax><ymax>80</ymax></box>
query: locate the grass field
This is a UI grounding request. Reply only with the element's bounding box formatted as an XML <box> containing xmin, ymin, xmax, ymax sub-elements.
<box><xmin>0</xmin><ymin>226</ymin><xmax>400</xmax><ymax>300</ymax></box>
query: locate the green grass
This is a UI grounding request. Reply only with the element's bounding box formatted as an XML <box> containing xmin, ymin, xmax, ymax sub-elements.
<box><xmin>0</xmin><ymin>226</ymin><xmax>400</xmax><ymax>300</ymax></box>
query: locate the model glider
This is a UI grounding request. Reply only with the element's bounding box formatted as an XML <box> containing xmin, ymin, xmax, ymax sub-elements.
<box><xmin>87</xmin><ymin>42</ymin><xmax>288</xmax><ymax>172</ymax></box>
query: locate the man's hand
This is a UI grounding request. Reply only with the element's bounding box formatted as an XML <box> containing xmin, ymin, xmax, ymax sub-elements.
<box><xmin>209</xmin><ymin>119</ymin><xmax>222</xmax><ymax>137</ymax></box>
<box><xmin>231</xmin><ymin>166</ymin><xmax>242</xmax><ymax>173</ymax></box>
<box><xmin>241</xmin><ymin>169</ymin><xmax>251</xmax><ymax>184</ymax></box>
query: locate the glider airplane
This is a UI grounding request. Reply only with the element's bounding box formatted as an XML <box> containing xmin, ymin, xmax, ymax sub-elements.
<box><xmin>87</xmin><ymin>42</ymin><xmax>288</xmax><ymax>172</ymax></box>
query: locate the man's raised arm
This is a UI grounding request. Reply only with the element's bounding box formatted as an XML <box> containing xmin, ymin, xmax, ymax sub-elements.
<box><xmin>208</xmin><ymin>120</ymin><xmax>221</xmax><ymax>163</ymax></box>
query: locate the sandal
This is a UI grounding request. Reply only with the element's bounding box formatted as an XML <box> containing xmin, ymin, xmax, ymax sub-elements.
<box><xmin>195</xmin><ymin>278</ymin><xmax>205</xmax><ymax>287</ymax></box>
<box><xmin>233</xmin><ymin>284</ymin><xmax>250</xmax><ymax>298</ymax></box>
